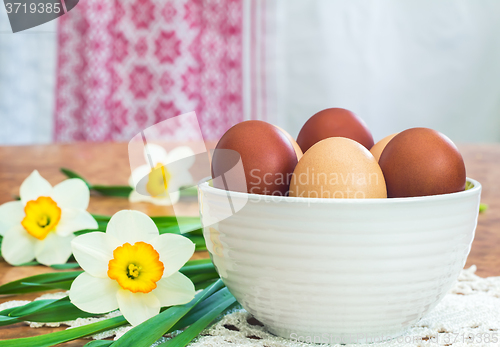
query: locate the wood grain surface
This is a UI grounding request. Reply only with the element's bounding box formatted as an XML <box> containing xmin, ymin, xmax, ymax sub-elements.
<box><xmin>0</xmin><ymin>142</ymin><xmax>498</xmax><ymax>345</ymax></box>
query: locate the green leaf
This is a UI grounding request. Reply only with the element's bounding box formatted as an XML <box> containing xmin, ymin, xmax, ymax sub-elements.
<box><xmin>84</xmin><ymin>341</ymin><xmax>114</xmax><ymax>347</ymax></box>
<box><xmin>158</xmin><ymin>225</ymin><xmax>203</xmax><ymax>238</ymax></box>
<box><xmin>194</xmin><ymin>279</ymin><xmax>219</xmax><ymax>291</ymax></box>
<box><xmin>19</xmin><ymin>280</ymin><xmax>75</xmax><ymax>291</ymax></box>
<box><xmin>110</xmin><ymin>279</ymin><xmax>225</xmax><ymax>347</ymax></box>
<box><xmin>16</xmin><ymin>261</ymin><xmax>40</xmax><ymax>267</ymax></box>
<box><xmin>60</xmin><ymin>168</ymin><xmax>92</xmax><ymax>188</ymax></box>
<box><xmin>172</xmin><ymin>224</ymin><xmax>202</xmax><ymax>234</ymax></box>
<box><xmin>187</xmin><ymin>235</ymin><xmax>207</xmax><ymax>251</ymax></box>
<box><xmin>0</xmin><ymin>307</ymin><xmax>17</xmax><ymax>316</ymax></box>
<box><xmin>0</xmin><ymin>316</ymin><xmax>20</xmax><ymax>326</ymax></box>
<box><xmin>0</xmin><ymin>299</ymin><xmax>98</xmax><ymax>327</ymax></box>
<box><xmin>179</xmin><ymin>262</ymin><xmax>215</xmax><ymax>276</ymax></box>
<box><xmin>91</xmin><ymin>214</ymin><xmax>112</xmax><ymax>222</ymax></box>
<box><xmin>8</xmin><ymin>299</ymin><xmax>58</xmax><ymax>317</ymax></box>
<box><xmin>169</xmin><ymin>287</ymin><xmax>234</xmax><ymax>332</ymax></box>
<box><xmin>97</xmin><ymin>221</ymin><xmax>109</xmax><ymax>229</ymax></box>
<box><xmin>91</xmin><ymin>185</ymin><xmax>133</xmax><ymax>197</ymax></box>
<box><xmin>187</xmin><ymin>235</ymin><xmax>206</xmax><ymax>245</ymax></box>
<box><xmin>51</xmin><ymin>263</ymin><xmax>81</xmax><ymax>270</ymax></box>
<box><xmin>480</xmin><ymin>203</ymin><xmax>488</xmax><ymax>213</ymax></box>
<box><xmin>0</xmin><ymin>278</ymin><xmax>226</xmax><ymax>345</ymax></box>
<box><xmin>189</xmin><ymin>272</ymin><xmax>220</xmax><ymax>285</ymax></box>
<box><xmin>157</xmin><ymin>225</ymin><xmax>181</xmax><ymax>234</ymax></box>
<box><xmin>152</xmin><ymin>216</ymin><xmax>200</xmax><ymax>225</ymax></box>
<box><xmin>90</xmin><ymin>215</ymin><xmax>201</xmax><ymax>229</ymax></box>
<box><xmin>161</xmin><ymin>288</ymin><xmax>237</xmax><ymax>347</ymax></box>
<box><xmin>187</xmin><ymin>227</ymin><xmax>203</xmax><ymax>236</ymax></box>
<box><xmin>21</xmin><ymin>297</ymin><xmax>96</xmax><ymax>322</ymax></box>
<box><xmin>0</xmin><ymin>271</ymin><xmax>82</xmax><ymax>295</ymax></box>
<box><xmin>155</xmin><ymin>222</ymin><xmax>202</xmax><ymax>233</ymax></box>
<box><xmin>179</xmin><ymin>186</ymin><xmax>198</xmax><ymax>196</ymax></box>
<box><xmin>0</xmin><ymin>316</ymin><xmax>127</xmax><ymax>347</ymax></box>
<box><xmin>185</xmin><ymin>258</ymin><xmax>211</xmax><ymax>265</ymax></box>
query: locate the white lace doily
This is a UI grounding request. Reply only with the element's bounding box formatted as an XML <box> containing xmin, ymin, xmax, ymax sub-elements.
<box><xmin>1</xmin><ymin>265</ymin><xmax>499</xmax><ymax>346</ymax></box>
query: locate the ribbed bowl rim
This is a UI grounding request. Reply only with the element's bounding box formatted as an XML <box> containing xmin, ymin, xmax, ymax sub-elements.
<box><xmin>198</xmin><ymin>177</ymin><xmax>481</xmax><ymax>205</ymax></box>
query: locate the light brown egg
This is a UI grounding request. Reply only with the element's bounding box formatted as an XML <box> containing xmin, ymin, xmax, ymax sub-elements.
<box><xmin>289</xmin><ymin>137</ymin><xmax>387</xmax><ymax>199</ymax></box>
<box><xmin>275</xmin><ymin>125</ymin><xmax>303</xmax><ymax>161</ymax></box>
<box><xmin>370</xmin><ymin>133</ymin><xmax>398</xmax><ymax>161</ymax></box>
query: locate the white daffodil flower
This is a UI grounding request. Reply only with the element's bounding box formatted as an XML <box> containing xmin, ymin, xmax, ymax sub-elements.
<box><xmin>69</xmin><ymin>210</ymin><xmax>196</xmax><ymax>326</ymax></box>
<box><xmin>0</xmin><ymin>170</ymin><xmax>98</xmax><ymax>266</ymax></box>
<box><xmin>128</xmin><ymin>144</ymin><xmax>195</xmax><ymax>206</ymax></box>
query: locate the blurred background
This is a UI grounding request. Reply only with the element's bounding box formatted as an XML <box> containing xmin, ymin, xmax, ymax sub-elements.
<box><xmin>1</xmin><ymin>0</ymin><xmax>500</xmax><ymax>145</ymax></box>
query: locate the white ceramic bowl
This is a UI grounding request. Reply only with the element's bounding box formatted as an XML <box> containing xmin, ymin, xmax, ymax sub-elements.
<box><xmin>198</xmin><ymin>178</ymin><xmax>481</xmax><ymax>344</ymax></box>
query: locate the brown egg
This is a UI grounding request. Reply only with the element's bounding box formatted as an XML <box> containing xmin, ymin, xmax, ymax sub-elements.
<box><xmin>379</xmin><ymin>128</ymin><xmax>466</xmax><ymax>198</ymax></box>
<box><xmin>211</xmin><ymin>120</ymin><xmax>298</xmax><ymax>195</ymax></box>
<box><xmin>289</xmin><ymin>137</ymin><xmax>387</xmax><ymax>199</ymax></box>
<box><xmin>275</xmin><ymin>125</ymin><xmax>303</xmax><ymax>160</ymax></box>
<box><xmin>296</xmin><ymin>108</ymin><xmax>374</xmax><ymax>153</ymax></box>
<box><xmin>370</xmin><ymin>133</ymin><xmax>398</xmax><ymax>161</ymax></box>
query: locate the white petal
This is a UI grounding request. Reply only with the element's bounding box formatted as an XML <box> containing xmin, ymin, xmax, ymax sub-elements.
<box><xmin>128</xmin><ymin>165</ymin><xmax>152</xmax><ymax>188</ymax></box>
<box><xmin>128</xmin><ymin>189</ymin><xmax>151</xmax><ymax>203</ymax></box>
<box><xmin>51</xmin><ymin>179</ymin><xmax>90</xmax><ymax>210</ymax></box>
<box><xmin>0</xmin><ymin>201</ymin><xmax>25</xmax><ymax>236</ymax></box>
<box><xmin>153</xmin><ymin>272</ymin><xmax>195</xmax><ymax>307</ymax></box>
<box><xmin>117</xmin><ymin>289</ymin><xmax>160</xmax><ymax>326</ymax></box>
<box><xmin>56</xmin><ymin>209</ymin><xmax>98</xmax><ymax>236</ymax></box>
<box><xmin>106</xmin><ymin>210</ymin><xmax>159</xmax><ymax>245</ymax></box>
<box><xmin>1</xmin><ymin>226</ymin><xmax>37</xmax><ymax>265</ymax></box>
<box><xmin>165</xmin><ymin>146</ymin><xmax>195</xmax><ymax>168</ymax></box>
<box><xmin>70</xmin><ymin>273</ymin><xmax>120</xmax><ymax>314</ymax></box>
<box><xmin>143</xmin><ymin>144</ymin><xmax>168</xmax><ymax>167</ymax></box>
<box><xmin>71</xmin><ymin>232</ymin><xmax>121</xmax><ymax>278</ymax></box>
<box><xmin>35</xmin><ymin>232</ymin><xmax>74</xmax><ymax>266</ymax></box>
<box><xmin>149</xmin><ymin>234</ymin><xmax>195</xmax><ymax>277</ymax></box>
<box><xmin>129</xmin><ymin>190</ymin><xmax>179</xmax><ymax>206</ymax></box>
<box><xmin>20</xmin><ymin>170</ymin><xmax>53</xmax><ymax>204</ymax></box>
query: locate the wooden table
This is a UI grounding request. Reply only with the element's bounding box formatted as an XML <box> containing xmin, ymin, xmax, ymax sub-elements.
<box><xmin>0</xmin><ymin>142</ymin><xmax>498</xmax><ymax>345</ymax></box>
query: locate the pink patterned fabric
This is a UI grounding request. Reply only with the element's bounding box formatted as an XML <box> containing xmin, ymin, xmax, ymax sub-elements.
<box><xmin>55</xmin><ymin>0</ymin><xmax>243</xmax><ymax>142</ymax></box>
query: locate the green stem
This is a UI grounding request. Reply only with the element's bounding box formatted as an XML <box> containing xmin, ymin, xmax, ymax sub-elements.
<box><xmin>91</xmin><ymin>185</ymin><xmax>133</xmax><ymax>197</ymax></box>
<box><xmin>189</xmin><ymin>272</ymin><xmax>220</xmax><ymax>285</ymax></box>
<box><xmin>60</xmin><ymin>168</ymin><xmax>91</xmax><ymax>188</ymax></box>
<box><xmin>0</xmin><ymin>271</ymin><xmax>83</xmax><ymax>295</ymax></box>
<box><xmin>160</xmin><ymin>289</ymin><xmax>237</xmax><ymax>347</ymax></box>
<box><xmin>110</xmin><ymin>280</ymin><xmax>225</xmax><ymax>347</ymax></box>
<box><xmin>0</xmin><ymin>316</ymin><xmax>127</xmax><ymax>347</ymax></box>
<box><xmin>179</xmin><ymin>262</ymin><xmax>216</xmax><ymax>277</ymax></box>
<box><xmin>84</xmin><ymin>341</ymin><xmax>113</xmax><ymax>347</ymax></box>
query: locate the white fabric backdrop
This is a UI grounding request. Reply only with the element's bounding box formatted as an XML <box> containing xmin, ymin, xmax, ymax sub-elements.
<box><xmin>0</xmin><ymin>11</ymin><xmax>57</xmax><ymax>145</ymax></box>
<box><xmin>265</xmin><ymin>0</ymin><xmax>500</xmax><ymax>143</ymax></box>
